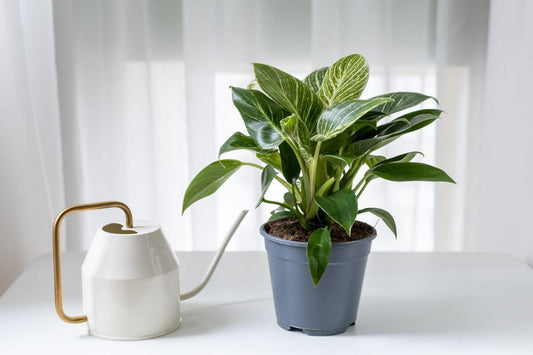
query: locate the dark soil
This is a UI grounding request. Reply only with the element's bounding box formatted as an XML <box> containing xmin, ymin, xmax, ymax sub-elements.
<box><xmin>264</xmin><ymin>218</ymin><xmax>375</xmax><ymax>243</ymax></box>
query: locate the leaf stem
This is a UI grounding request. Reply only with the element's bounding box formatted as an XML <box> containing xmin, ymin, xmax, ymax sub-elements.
<box><xmin>284</xmin><ymin>138</ymin><xmax>310</xmax><ymax>206</ymax></box>
<box><xmin>242</xmin><ymin>161</ymin><xmax>295</xmax><ymax>195</ymax></box>
<box><xmin>353</xmin><ymin>177</ymin><xmax>366</xmax><ymax>194</ymax></box>
<box><xmin>304</xmin><ymin>141</ymin><xmax>322</xmax><ymax>217</ymax></box>
<box><xmin>309</xmin><ymin>141</ymin><xmax>322</xmax><ymax>195</ymax></box>
<box><xmin>261</xmin><ymin>198</ymin><xmax>298</xmax><ymax>214</ymax></box>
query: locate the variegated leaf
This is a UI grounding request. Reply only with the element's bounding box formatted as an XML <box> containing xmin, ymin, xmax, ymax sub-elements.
<box><xmin>318</xmin><ymin>54</ymin><xmax>369</xmax><ymax>105</ymax></box>
<box><xmin>231</xmin><ymin>87</ymin><xmax>289</xmax><ymax>149</ymax></box>
<box><xmin>256</xmin><ymin>152</ymin><xmax>282</xmax><ymax>171</ymax></box>
<box><xmin>312</xmin><ymin>98</ymin><xmax>393</xmax><ymax>142</ymax></box>
<box><xmin>253</xmin><ymin>63</ymin><xmax>324</xmax><ymax>130</ymax></box>
<box><xmin>373</xmin><ymin>92</ymin><xmax>437</xmax><ymax>115</ymax></box>
<box><xmin>303</xmin><ymin>67</ymin><xmax>328</xmax><ymax>92</ymax></box>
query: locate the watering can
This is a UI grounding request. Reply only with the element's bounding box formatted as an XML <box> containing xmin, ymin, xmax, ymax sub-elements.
<box><xmin>52</xmin><ymin>201</ymin><xmax>248</xmax><ymax>340</ymax></box>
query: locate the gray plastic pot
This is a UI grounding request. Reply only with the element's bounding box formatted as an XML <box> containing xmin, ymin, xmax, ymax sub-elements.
<box><xmin>260</xmin><ymin>223</ymin><xmax>376</xmax><ymax>336</ymax></box>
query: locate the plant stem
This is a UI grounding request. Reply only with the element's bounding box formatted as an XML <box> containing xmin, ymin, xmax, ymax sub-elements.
<box><xmin>284</xmin><ymin>138</ymin><xmax>310</xmax><ymax>207</ymax></box>
<box><xmin>304</xmin><ymin>141</ymin><xmax>322</xmax><ymax>217</ymax></box>
<box><xmin>309</xmin><ymin>141</ymin><xmax>322</xmax><ymax>195</ymax></box>
<box><xmin>261</xmin><ymin>198</ymin><xmax>298</xmax><ymax>214</ymax></box>
<box><xmin>353</xmin><ymin>177</ymin><xmax>366</xmax><ymax>194</ymax></box>
<box><xmin>291</xmin><ymin>183</ymin><xmax>303</xmax><ymax>214</ymax></box>
<box><xmin>340</xmin><ymin>152</ymin><xmax>369</xmax><ymax>189</ymax></box>
<box><xmin>242</xmin><ymin>161</ymin><xmax>298</xmax><ymax>197</ymax></box>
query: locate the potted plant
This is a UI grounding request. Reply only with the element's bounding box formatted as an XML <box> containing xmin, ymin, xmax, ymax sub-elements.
<box><xmin>182</xmin><ymin>54</ymin><xmax>454</xmax><ymax>335</ymax></box>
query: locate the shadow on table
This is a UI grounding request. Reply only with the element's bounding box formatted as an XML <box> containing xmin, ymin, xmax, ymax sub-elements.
<box><xmin>162</xmin><ymin>297</ymin><xmax>271</xmax><ymax>338</ymax></box>
<box><xmin>351</xmin><ymin>296</ymin><xmax>532</xmax><ymax>336</ymax></box>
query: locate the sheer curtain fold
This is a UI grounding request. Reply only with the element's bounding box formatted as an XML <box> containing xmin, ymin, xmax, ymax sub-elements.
<box><xmin>0</xmin><ymin>0</ymin><xmax>63</xmax><ymax>293</ymax></box>
<box><xmin>473</xmin><ymin>0</ymin><xmax>533</xmax><ymax>262</ymax></box>
<box><xmin>53</xmin><ymin>0</ymin><xmax>191</xmax><ymax>250</ymax></box>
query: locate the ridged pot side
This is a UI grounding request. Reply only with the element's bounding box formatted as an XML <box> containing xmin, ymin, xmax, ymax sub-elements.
<box><xmin>260</xmin><ymin>222</ymin><xmax>376</xmax><ymax>336</ymax></box>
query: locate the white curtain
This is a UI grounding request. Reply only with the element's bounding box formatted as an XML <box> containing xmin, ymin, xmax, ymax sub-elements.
<box><xmin>470</xmin><ymin>0</ymin><xmax>533</xmax><ymax>263</ymax></box>
<box><xmin>3</xmin><ymin>0</ymin><xmax>532</xmax><ymax>294</ymax></box>
<box><xmin>51</xmin><ymin>0</ymin><xmax>458</xmax><ymax>253</ymax></box>
<box><xmin>0</xmin><ymin>0</ymin><xmax>64</xmax><ymax>293</ymax></box>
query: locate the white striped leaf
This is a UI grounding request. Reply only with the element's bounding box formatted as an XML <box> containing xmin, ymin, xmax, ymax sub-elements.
<box><xmin>231</xmin><ymin>87</ymin><xmax>289</xmax><ymax>149</ymax></box>
<box><xmin>253</xmin><ymin>63</ymin><xmax>324</xmax><ymax>130</ymax></box>
<box><xmin>318</xmin><ymin>54</ymin><xmax>369</xmax><ymax>105</ymax></box>
<box><xmin>312</xmin><ymin>97</ymin><xmax>393</xmax><ymax>142</ymax></box>
<box><xmin>256</xmin><ymin>152</ymin><xmax>282</xmax><ymax>171</ymax></box>
<box><xmin>303</xmin><ymin>67</ymin><xmax>328</xmax><ymax>92</ymax></box>
<box><xmin>373</xmin><ymin>92</ymin><xmax>437</xmax><ymax>115</ymax></box>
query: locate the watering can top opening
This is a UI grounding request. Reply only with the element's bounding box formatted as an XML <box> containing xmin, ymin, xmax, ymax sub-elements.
<box><xmin>100</xmin><ymin>221</ymin><xmax>160</xmax><ymax>236</ymax></box>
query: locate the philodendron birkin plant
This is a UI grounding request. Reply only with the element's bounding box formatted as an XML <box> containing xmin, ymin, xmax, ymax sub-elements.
<box><xmin>182</xmin><ymin>54</ymin><xmax>454</xmax><ymax>287</ymax></box>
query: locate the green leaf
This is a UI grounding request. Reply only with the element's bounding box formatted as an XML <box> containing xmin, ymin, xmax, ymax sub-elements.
<box><xmin>323</xmin><ymin>154</ymin><xmax>354</xmax><ymax>169</ymax></box>
<box><xmin>279</xmin><ymin>141</ymin><xmax>300</xmax><ymax>183</ymax></box>
<box><xmin>246</xmin><ymin>79</ymin><xmax>257</xmax><ymax>90</ymax></box>
<box><xmin>316</xmin><ymin>177</ymin><xmax>335</xmax><ymax>197</ymax></box>
<box><xmin>346</xmin><ymin>110</ymin><xmax>442</xmax><ymax>157</ymax></box>
<box><xmin>366</xmin><ymin>155</ymin><xmax>386</xmax><ymax>168</ymax></box>
<box><xmin>318</xmin><ymin>54</ymin><xmax>369</xmax><ymax>105</ymax></box>
<box><xmin>315</xmin><ymin>189</ymin><xmax>358</xmax><ymax>235</ymax></box>
<box><xmin>303</xmin><ymin>67</ymin><xmax>328</xmax><ymax>92</ymax></box>
<box><xmin>377</xmin><ymin>109</ymin><xmax>442</xmax><ymax>137</ymax></box>
<box><xmin>256</xmin><ymin>165</ymin><xmax>277</xmax><ymax>208</ymax></box>
<box><xmin>306</xmin><ymin>227</ymin><xmax>332</xmax><ymax>287</ymax></box>
<box><xmin>347</xmin><ymin>136</ymin><xmax>398</xmax><ymax>158</ymax></box>
<box><xmin>219</xmin><ymin>132</ymin><xmax>275</xmax><ymax>157</ymax></box>
<box><xmin>359</xmin><ymin>207</ymin><xmax>397</xmax><ymax>237</ymax></box>
<box><xmin>268</xmin><ymin>210</ymin><xmax>297</xmax><ymax>222</ymax></box>
<box><xmin>312</xmin><ymin>98</ymin><xmax>393</xmax><ymax>141</ymax></box>
<box><xmin>283</xmin><ymin>192</ymin><xmax>296</xmax><ymax>205</ymax></box>
<box><xmin>256</xmin><ymin>152</ymin><xmax>281</xmax><ymax>171</ymax></box>
<box><xmin>253</xmin><ymin>63</ymin><xmax>324</xmax><ymax>130</ymax></box>
<box><xmin>371</xmin><ymin>162</ymin><xmax>455</xmax><ymax>183</ymax></box>
<box><xmin>373</xmin><ymin>92</ymin><xmax>437</xmax><ymax>115</ymax></box>
<box><xmin>365</xmin><ymin>151</ymin><xmax>423</xmax><ymax>181</ymax></box>
<box><xmin>280</xmin><ymin>114</ymin><xmax>298</xmax><ymax>136</ymax></box>
<box><xmin>376</xmin><ymin>151</ymin><xmax>423</xmax><ymax>166</ymax></box>
<box><xmin>182</xmin><ymin>160</ymin><xmax>243</xmax><ymax>213</ymax></box>
<box><xmin>280</xmin><ymin>114</ymin><xmax>312</xmax><ymax>160</ymax></box>
<box><xmin>231</xmin><ymin>87</ymin><xmax>288</xmax><ymax>149</ymax></box>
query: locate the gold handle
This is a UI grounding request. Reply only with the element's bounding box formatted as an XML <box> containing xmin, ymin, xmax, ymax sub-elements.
<box><xmin>52</xmin><ymin>201</ymin><xmax>133</xmax><ymax>324</ymax></box>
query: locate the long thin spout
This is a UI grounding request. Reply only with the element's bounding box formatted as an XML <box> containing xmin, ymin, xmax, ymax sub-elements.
<box><xmin>179</xmin><ymin>210</ymin><xmax>248</xmax><ymax>300</ymax></box>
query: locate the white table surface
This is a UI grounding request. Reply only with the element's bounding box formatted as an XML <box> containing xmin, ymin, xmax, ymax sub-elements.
<box><xmin>1</xmin><ymin>251</ymin><xmax>532</xmax><ymax>354</ymax></box>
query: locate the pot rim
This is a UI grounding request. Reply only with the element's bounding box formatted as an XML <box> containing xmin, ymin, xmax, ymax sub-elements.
<box><xmin>260</xmin><ymin>221</ymin><xmax>377</xmax><ymax>248</ymax></box>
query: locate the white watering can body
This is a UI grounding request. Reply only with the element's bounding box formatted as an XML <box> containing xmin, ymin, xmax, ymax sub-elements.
<box><xmin>52</xmin><ymin>201</ymin><xmax>247</xmax><ymax>341</ymax></box>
